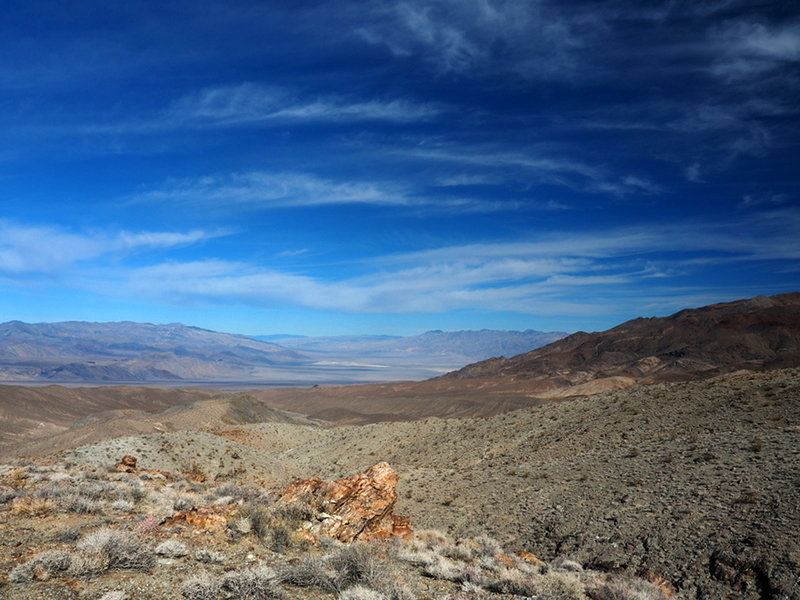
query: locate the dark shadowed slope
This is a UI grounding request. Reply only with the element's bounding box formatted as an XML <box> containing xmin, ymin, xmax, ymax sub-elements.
<box><xmin>443</xmin><ymin>293</ymin><xmax>800</xmax><ymax>392</ymax></box>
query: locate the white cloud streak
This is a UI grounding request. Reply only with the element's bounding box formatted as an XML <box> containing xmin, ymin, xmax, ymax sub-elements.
<box><xmin>87</xmin><ymin>84</ymin><xmax>443</xmax><ymax>134</ymax></box>
<box><xmin>710</xmin><ymin>20</ymin><xmax>800</xmax><ymax>81</ymax></box>
<box><xmin>129</xmin><ymin>171</ymin><xmax>517</xmax><ymax>212</ymax></box>
<box><xmin>131</xmin><ymin>172</ymin><xmax>413</xmax><ymax>209</ymax></box>
<box><xmin>97</xmin><ymin>210</ymin><xmax>800</xmax><ymax>315</ymax></box>
<box><xmin>0</xmin><ymin>221</ymin><xmax>218</xmax><ymax>276</ymax></box>
<box><xmin>356</xmin><ymin>0</ymin><xmax>589</xmax><ymax>77</ymax></box>
<box><xmin>401</xmin><ymin>146</ymin><xmax>661</xmax><ymax>196</ymax></box>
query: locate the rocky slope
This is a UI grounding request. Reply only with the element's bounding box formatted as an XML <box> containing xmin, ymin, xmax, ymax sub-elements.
<box><xmin>53</xmin><ymin>368</ymin><xmax>800</xmax><ymax>600</ymax></box>
<box><xmin>0</xmin><ymin>460</ymin><xmax>671</xmax><ymax>600</ymax></box>
<box><xmin>0</xmin><ymin>321</ymin><xmax>308</xmax><ymax>382</ymax></box>
<box><xmin>444</xmin><ymin>293</ymin><xmax>800</xmax><ymax>393</ymax></box>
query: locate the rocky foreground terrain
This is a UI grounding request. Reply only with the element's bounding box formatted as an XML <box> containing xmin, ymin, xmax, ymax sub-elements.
<box><xmin>1</xmin><ymin>368</ymin><xmax>798</xmax><ymax>599</ymax></box>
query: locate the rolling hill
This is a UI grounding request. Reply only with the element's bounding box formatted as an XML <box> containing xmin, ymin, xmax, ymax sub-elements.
<box><xmin>444</xmin><ymin>293</ymin><xmax>800</xmax><ymax>393</ymax></box>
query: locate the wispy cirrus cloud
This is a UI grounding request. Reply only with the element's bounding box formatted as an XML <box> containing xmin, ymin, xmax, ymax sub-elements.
<box><xmin>94</xmin><ymin>210</ymin><xmax>800</xmax><ymax>316</ymax></box>
<box><xmin>709</xmin><ymin>19</ymin><xmax>800</xmax><ymax>81</ymax></box>
<box><xmin>85</xmin><ymin>83</ymin><xmax>443</xmax><ymax>135</ymax></box>
<box><xmin>167</xmin><ymin>83</ymin><xmax>443</xmax><ymax>126</ymax></box>
<box><xmin>0</xmin><ymin>221</ymin><xmax>219</xmax><ymax>276</ymax></box>
<box><xmin>130</xmin><ymin>172</ymin><xmax>414</xmax><ymax>209</ymax></box>
<box><xmin>355</xmin><ymin>0</ymin><xmax>591</xmax><ymax>77</ymax></box>
<box><xmin>400</xmin><ymin>145</ymin><xmax>661</xmax><ymax>196</ymax></box>
<box><xmin>128</xmin><ymin>171</ymin><xmax>523</xmax><ymax>212</ymax></box>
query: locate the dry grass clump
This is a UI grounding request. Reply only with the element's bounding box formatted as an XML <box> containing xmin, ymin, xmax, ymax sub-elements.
<box><xmin>10</xmin><ymin>496</ymin><xmax>56</xmax><ymax>517</ymax></box>
<box><xmin>195</xmin><ymin>549</ymin><xmax>225</xmax><ymax>564</ymax></box>
<box><xmin>338</xmin><ymin>584</ymin><xmax>389</xmax><ymax>600</ymax></box>
<box><xmin>182</xmin><ymin>572</ymin><xmax>221</xmax><ymax>600</ymax></box>
<box><xmin>227</xmin><ymin>498</ymin><xmax>313</xmax><ymax>553</ymax></box>
<box><xmin>221</xmin><ymin>563</ymin><xmax>285</xmax><ymax>599</ymax></box>
<box><xmin>587</xmin><ymin>574</ymin><xmax>672</xmax><ymax>600</ymax></box>
<box><xmin>71</xmin><ymin>527</ymin><xmax>154</xmax><ymax>574</ymax></box>
<box><xmin>155</xmin><ymin>539</ymin><xmax>189</xmax><ymax>558</ymax></box>
<box><xmin>280</xmin><ymin>541</ymin><xmax>413</xmax><ymax>599</ymax></box>
<box><xmin>3</xmin><ymin>467</ymin><xmax>29</xmax><ymax>490</ymax></box>
<box><xmin>0</xmin><ymin>485</ymin><xmax>16</xmax><ymax>503</ymax></box>
<box><xmin>8</xmin><ymin>549</ymin><xmax>72</xmax><ymax>583</ymax></box>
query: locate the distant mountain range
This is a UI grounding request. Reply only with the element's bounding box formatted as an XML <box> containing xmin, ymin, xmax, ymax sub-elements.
<box><xmin>0</xmin><ymin>321</ymin><xmax>566</xmax><ymax>383</ymax></box>
<box><xmin>258</xmin><ymin>329</ymin><xmax>567</xmax><ymax>363</ymax></box>
<box><xmin>444</xmin><ymin>292</ymin><xmax>800</xmax><ymax>393</ymax></box>
<box><xmin>0</xmin><ymin>321</ymin><xmax>308</xmax><ymax>382</ymax></box>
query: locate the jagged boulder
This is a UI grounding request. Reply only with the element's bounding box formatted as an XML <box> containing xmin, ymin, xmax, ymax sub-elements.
<box><xmin>277</xmin><ymin>462</ymin><xmax>411</xmax><ymax>542</ymax></box>
<box><xmin>116</xmin><ymin>455</ymin><xmax>137</xmax><ymax>471</ymax></box>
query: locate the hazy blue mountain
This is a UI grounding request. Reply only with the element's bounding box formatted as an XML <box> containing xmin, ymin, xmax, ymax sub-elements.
<box><xmin>270</xmin><ymin>329</ymin><xmax>568</xmax><ymax>364</ymax></box>
<box><xmin>0</xmin><ymin>321</ymin><xmax>308</xmax><ymax>382</ymax></box>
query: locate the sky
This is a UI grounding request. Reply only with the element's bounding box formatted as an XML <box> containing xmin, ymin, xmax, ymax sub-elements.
<box><xmin>0</xmin><ymin>0</ymin><xmax>798</xmax><ymax>336</ymax></box>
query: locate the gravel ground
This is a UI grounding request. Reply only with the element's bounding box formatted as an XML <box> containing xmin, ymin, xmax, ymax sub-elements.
<box><xmin>19</xmin><ymin>368</ymin><xmax>800</xmax><ymax>599</ymax></box>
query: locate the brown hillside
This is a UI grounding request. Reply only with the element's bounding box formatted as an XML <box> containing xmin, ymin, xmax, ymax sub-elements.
<box><xmin>444</xmin><ymin>292</ymin><xmax>800</xmax><ymax>391</ymax></box>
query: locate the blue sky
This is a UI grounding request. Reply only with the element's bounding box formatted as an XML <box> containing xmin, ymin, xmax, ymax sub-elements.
<box><xmin>1</xmin><ymin>0</ymin><xmax>798</xmax><ymax>336</ymax></box>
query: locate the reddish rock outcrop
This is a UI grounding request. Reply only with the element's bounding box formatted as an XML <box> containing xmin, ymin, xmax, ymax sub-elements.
<box><xmin>277</xmin><ymin>462</ymin><xmax>411</xmax><ymax>542</ymax></box>
<box><xmin>162</xmin><ymin>505</ymin><xmax>233</xmax><ymax>532</ymax></box>
<box><xmin>116</xmin><ymin>455</ymin><xmax>138</xmax><ymax>471</ymax></box>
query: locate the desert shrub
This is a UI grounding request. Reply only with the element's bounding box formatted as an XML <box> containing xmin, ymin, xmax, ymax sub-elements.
<box><xmin>397</xmin><ymin>547</ymin><xmax>437</xmax><ymax>566</ymax></box>
<box><xmin>8</xmin><ymin>549</ymin><xmax>72</xmax><ymax>583</ymax></box>
<box><xmin>69</xmin><ymin>494</ymin><xmax>103</xmax><ymax>514</ymax></box>
<box><xmin>441</xmin><ymin>539</ymin><xmax>474</xmax><ymax>561</ymax></box>
<box><xmin>3</xmin><ymin>467</ymin><xmax>28</xmax><ymax>489</ymax></box>
<box><xmin>338</xmin><ymin>585</ymin><xmax>387</xmax><ymax>600</ymax></box>
<box><xmin>421</xmin><ymin>554</ymin><xmax>461</xmax><ymax>581</ymax></box>
<box><xmin>532</xmin><ymin>571</ymin><xmax>586</xmax><ymax>600</ymax></box>
<box><xmin>587</xmin><ymin>575</ymin><xmax>669</xmax><ymax>600</ymax></box>
<box><xmin>110</xmin><ymin>481</ymin><xmax>146</xmax><ymax>503</ymax></box>
<box><xmin>552</xmin><ymin>557</ymin><xmax>583</xmax><ymax>572</ymax></box>
<box><xmin>195</xmin><ymin>549</ymin><xmax>224</xmax><ymax>564</ymax></box>
<box><xmin>232</xmin><ymin>503</ymin><xmax>271</xmax><ymax>538</ymax></box>
<box><xmin>221</xmin><ymin>564</ymin><xmax>284</xmax><ymax>599</ymax></box>
<box><xmin>11</xmin><ymin>496</ymin><xmax>56</xmax><ymax>517</ymax></box>
<box><xmin>155</xmin><ymin>540</ymin><xmax>189</xmax><ymax>558</ymax></box>
<box><xmin>8</xmin><ymin>561</ymin><xmax>38</xmax><ymax>583</ymax></box>
<box><xmin>212</xmin><ymin>482</ymin><xmax>264</xmax><ymax>503</ymax></box>
<box><xmin>73</xmin><ymin>527</ymin><xmax>154</xmax><ymax>573</ymax></box>
<box><xmin>413</xmin><ymin>529</ymin><xmax>450</xmax><ymax>549</ymax></box>
<box><xmin>327</xmin><ymin>543</ymin><xmax>391</xmax><ymax>592</ymax></box>
<box><xmin>271</xmin><ymin>494</ymin><xmax>315</xmax><ymax>522</ymax></box>
<box><xmin>473</xmin><ymin>534</ymin><xmax>503</xmax><ymax>558</ymax></box>
<box><xmin>0</xmin><ymin>486</ymin><xmax>16</xmax><ymax>503</ymax></box>
<box><xmin>485</xmin><ymin>567</ymin><xmax>539</xmax><ymax>596</ymax></box>
<box><xmin>112</xmin><ymin>499</ymin><xmax>135</xmax><ymax>513</ymax></box>
<box><xmin>268</xmin><ymin>521</ymin><xmax>294</xmax><ymax>553</ymax></box>
<box><xmin>281</xmin><ymin>554</ymin><xmax>337</xmax><ymax>591</ymax></box>
<box><xmin>33</xmin><ymin>549</ymin><xmax>72</xmax><ymax>572</ymax></box>
<box><xmin>183</xmin><ymin>572</ymin><xmax>222</xmax><ymax>600</ymax></box>
<box><xmin>380</xmin><ymin>580</ymin><xmax>416</xmax><ymax>600</ymax></box>
<box><xmin>282</xmin><ymin>544</ymin><xmax>394</xmax><ymax>594</ymax></box>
